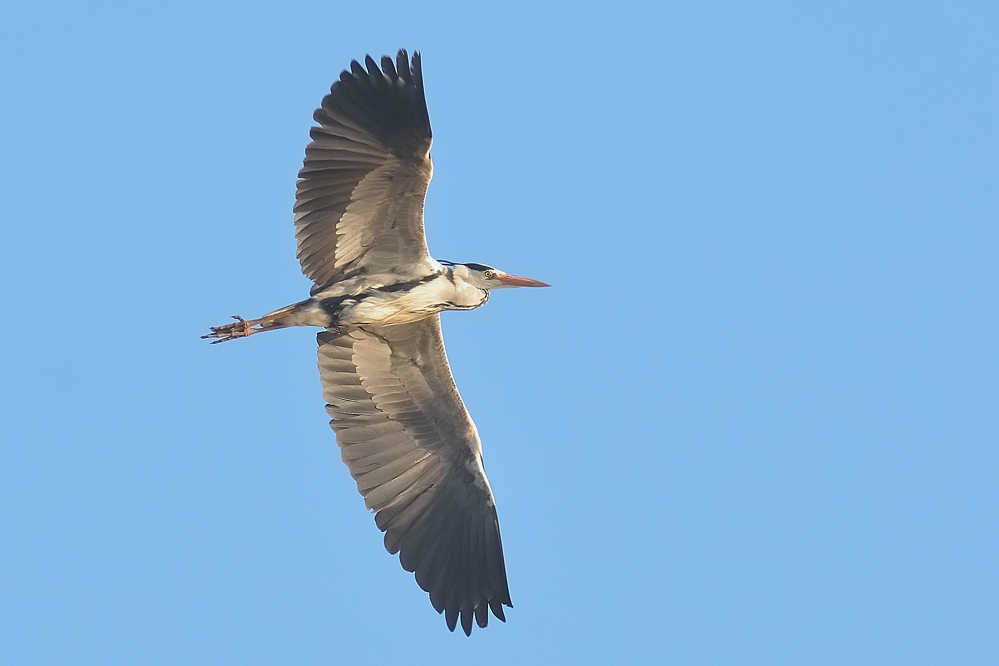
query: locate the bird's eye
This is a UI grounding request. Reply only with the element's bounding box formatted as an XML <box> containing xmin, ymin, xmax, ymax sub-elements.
<box><xmin>483</xmin><ymin>270</ymin><xmax>495</xmax><ymax>279</ymax></box>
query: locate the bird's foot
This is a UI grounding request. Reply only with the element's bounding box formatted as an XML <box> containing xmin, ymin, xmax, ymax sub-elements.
<box><xmin>202</xmin><ymin>315</ymin><xmax>263</xmax><ymax>344</ymax></box>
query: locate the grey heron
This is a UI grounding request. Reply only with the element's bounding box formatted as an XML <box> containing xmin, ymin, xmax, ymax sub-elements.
<box><xmin>204</xmin><ymin>50</ymin><xmax>547</xmax><ymax>635</ymax></box>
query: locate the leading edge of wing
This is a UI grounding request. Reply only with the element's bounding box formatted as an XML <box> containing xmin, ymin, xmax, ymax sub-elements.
<box><xmin>317</xmin><ymin>317</ymin><xmax>512</xmax><ymax>635</ymax></box>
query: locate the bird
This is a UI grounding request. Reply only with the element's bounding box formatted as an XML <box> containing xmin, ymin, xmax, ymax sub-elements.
<box><xmin>203</xmin><ymin>49</ymin><xmax>548</xmax><ymax>635</ymax></box>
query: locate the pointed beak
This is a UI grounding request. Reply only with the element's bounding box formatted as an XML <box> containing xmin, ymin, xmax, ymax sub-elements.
<box><xmin>497</xmin><ymin>273</ymin><xmax>550</xmax><ymax>288</ymax></box>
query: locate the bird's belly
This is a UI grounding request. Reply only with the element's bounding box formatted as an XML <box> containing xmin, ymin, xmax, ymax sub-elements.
<box><xmin>339</xmin><ymin>291</ymin><xmax>446</xmax><ymax>326</ymax></box>
<box><xmin>318</xmin><ymin>276</ymin><xmax>486</xmax><ymax>327</ymax></box>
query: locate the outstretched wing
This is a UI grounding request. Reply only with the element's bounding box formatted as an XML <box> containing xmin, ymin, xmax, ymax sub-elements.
<box><xmin>296</xmin><ymin>50</ymin><xmax>435</xmax><ymax>293</ymax></box>
<box><xmin>319</xmin><ymin>315</ymin><xmax>512</xmax><ymax>634</ymax></box>
<box><xmin>317</xmin><ymin>317</ymin><xmax>513</xmax><ymax>635</ymax></box>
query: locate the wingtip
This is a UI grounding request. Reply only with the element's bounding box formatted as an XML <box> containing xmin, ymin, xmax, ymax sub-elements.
<box><xmin>460</xmin><ymin>608</ymin><xmax>474</xmax><ymax>636</ymax></box>
<box><xmin>445</xmin><ymin>605</ymin><xmax>459</xmax><ymax>632</ymax></box>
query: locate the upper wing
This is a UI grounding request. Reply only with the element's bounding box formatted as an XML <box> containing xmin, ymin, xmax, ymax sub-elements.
<box><xmin>295</xmin><ymin>50</ymin><xmax>435</xmax><ymax>293</ymax></box>
<box><xmin>317</xmin><ymin>317</ymin><xmax>513</xmax><ymax>635</ymax></box>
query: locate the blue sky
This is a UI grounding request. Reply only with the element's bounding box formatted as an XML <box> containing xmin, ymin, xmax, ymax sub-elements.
<box><xmin>1</xmin><ymin>1</ymin><xmax>996</xmax><ymax>664</ymax></box>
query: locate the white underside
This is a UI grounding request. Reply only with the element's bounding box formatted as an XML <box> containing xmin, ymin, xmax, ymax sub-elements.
<box><xmin>266</xmin><ymin>272</ymin><xmax>488</xmax><ymax>329</ymax></box>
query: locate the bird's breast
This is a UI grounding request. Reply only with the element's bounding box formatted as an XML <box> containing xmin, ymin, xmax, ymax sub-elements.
<box><xmin>319</xmin><ymin>275</ymin><xmax>487</xmax><ymax>326</ymax></box>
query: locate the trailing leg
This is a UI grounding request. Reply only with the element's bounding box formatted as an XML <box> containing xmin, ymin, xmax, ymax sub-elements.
<box><xmin>202</xmin><ymin>314</ymin><xmax>286</xmax><ymax>343</ymax></box>
<box><xmin>202</xmin><ymin>299</ymin><xmax>333</xmax><ymax>343</ymax></box>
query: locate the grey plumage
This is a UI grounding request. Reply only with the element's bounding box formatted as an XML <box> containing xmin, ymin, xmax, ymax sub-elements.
<box><xmin>295</xmin><ymin>51</ymin><xmax>435</xmax><ymax>293</ymax></box>
<box><xmin>318</xmin><ymin>318</ymin><xmax>510</xmax><ymax>634</ymax></box>
<box><xmin>205</xmin><ymin>49</ymin><xmax>547</xmax><ymax>635</ymax></box>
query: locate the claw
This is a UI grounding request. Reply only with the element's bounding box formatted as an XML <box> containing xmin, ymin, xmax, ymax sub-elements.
<box><xmin>202</xmin><ymin>315</ymin><xmax>261</xmax><ymax>343</ymax></box>
<box><xmin>204</xmin><ymin>303</ymin><xmax>301</xmax><ymax>344</ymax></box>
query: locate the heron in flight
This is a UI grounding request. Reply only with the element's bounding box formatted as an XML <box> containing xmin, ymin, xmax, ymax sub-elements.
<box><xmin>204</xmin><ymin>50</ymin><xmax>548</xmax><ymax>635</ymax></box>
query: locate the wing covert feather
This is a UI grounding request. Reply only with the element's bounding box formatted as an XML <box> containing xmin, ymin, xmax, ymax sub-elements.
<box><xmin>317</xmin><ymin>317</ymin><xmax>512</xmax><ymax>633</ymax></box>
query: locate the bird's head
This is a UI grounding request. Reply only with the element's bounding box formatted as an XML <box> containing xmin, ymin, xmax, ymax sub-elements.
<box><xmin>443</xmin><ymin>262</ymin><xmax>550</xmax><ymax>290</ymax></box>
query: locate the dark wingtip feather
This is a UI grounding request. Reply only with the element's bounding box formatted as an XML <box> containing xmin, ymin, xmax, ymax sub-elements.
<box><xmin>445</xmin><ymin>605</ymin><xmax>459</xmax><ymax>632</ymax></box>
<box><xmin>489</xmin><ymin>598</ymin><xmax>507</xmax><ymax>623</ymax></box>
<box><xmin>396</xmin><ymin>49</ymin><xmax>413</xmax><ymax>85</ymax></box>
<box><xmin>321</xmin><ymin>48</ymin><xmax>430</xmax><ymax>157</ymax></box>
<box><xmin>460</xmin><ymin>607</ymin><xmax>473</xmax><ymax>636</ymax></box>
<box><xmin>411</xmin><ymin>51</ymin><xmax>422</xmax><ymax>80</ymax></box>
<box><xmin>381</xmin><ymin>54</ymin><xmax>398</xmax><ymax>80</ymax></box>
<box><xmin>474</xmin><ymin>602</ymin><xmax>489</xmax><ymax>628</ymax></box>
